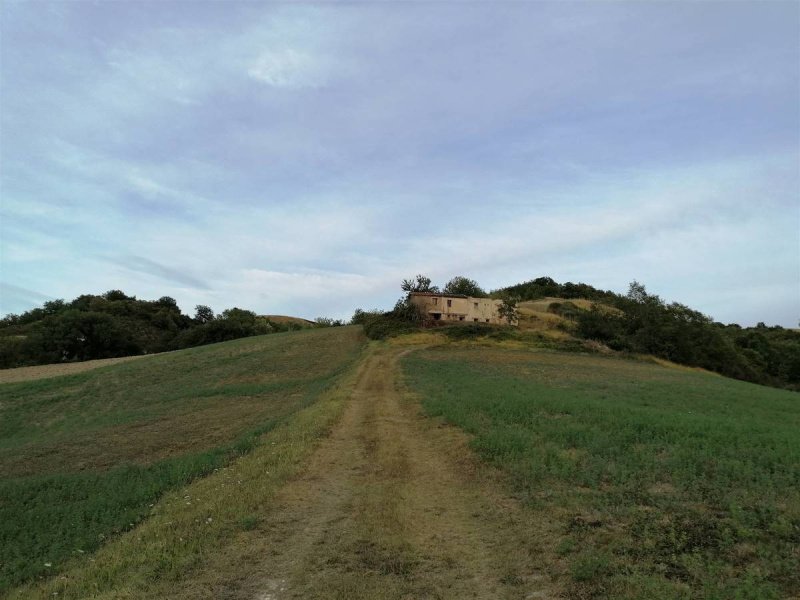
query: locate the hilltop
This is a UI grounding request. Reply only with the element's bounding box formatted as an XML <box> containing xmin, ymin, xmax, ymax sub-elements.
<box><xmin>3</xmin><ymin>275</ymin><xmax>798</xmax><ymax>390</ymax></box>
<box><xmin>354</xmin><ymin>275</ymin><xmax>800</xmax><ymax>391</ymax></box>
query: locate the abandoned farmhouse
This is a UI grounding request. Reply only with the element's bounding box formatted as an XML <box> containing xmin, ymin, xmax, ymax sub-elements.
<box><xmin>409</xmin><ymin>292</ymin><xmax>513</xmax><ymax>325</ymax></box>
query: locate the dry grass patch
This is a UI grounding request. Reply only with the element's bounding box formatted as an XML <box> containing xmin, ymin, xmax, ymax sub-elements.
<box><xmin>0</xmin><ymin>354</ymin><xmax>149</xmax><ymax>384</ymax></box>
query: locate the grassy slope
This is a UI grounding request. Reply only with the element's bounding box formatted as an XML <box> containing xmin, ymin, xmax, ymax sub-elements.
<box><xmin>0</xmin><ymin>326</ymin><xmax>365</xmax><ymax>593</ymax></box>
<box><xmin>403</xmin><ymin>346</ymin><xmax>800</xmax><ymax>599</ymax></box>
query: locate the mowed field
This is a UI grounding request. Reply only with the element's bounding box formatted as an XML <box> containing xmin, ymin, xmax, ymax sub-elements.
<box><xmin>0</xmin><ymin>326</ymin><xmax>366</xmax><ymax>593</ymax></box>
<box><xmin>403</xmin><ymin>347</ymin><xmax>800</xmax><ymax>599</ymax></box>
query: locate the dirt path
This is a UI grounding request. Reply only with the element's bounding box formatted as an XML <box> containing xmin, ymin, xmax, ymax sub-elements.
<box><xmin>187</xmin><ymin>344</ymin><xmax>560</xmax><ymax>600</ymax></box>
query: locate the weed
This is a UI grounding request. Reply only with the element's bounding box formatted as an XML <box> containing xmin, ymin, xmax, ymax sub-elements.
<box><xmin>238</xmin><ymin>515</ymin><xmax>259</xmax><ymax>531</ymax></box>
<box><xmin>570</xmin><ymin>551</ymin><xmax>613</xmax><ymax>582</ymax></box>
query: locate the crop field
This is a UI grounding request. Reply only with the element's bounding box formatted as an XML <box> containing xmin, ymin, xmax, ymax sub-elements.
<box><xmin>0</xmin><ymin>326</ymin><xmax>366</xmax><ymax>593</ymax></box>
<box><xmin>403</xmin><ymin>347</ymin><xmax>800</xmax><ymax>599</ymax></box>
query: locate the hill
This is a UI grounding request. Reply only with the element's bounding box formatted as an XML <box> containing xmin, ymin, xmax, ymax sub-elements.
<box><xmin>0</xmin><ymin>291</ymin><xmax>321</xmax><ymax>370</ymax></box>
<box><xmin>492</xmin><ymin>277</ymin><xmax>800</xmax><ymax>391</ymax></box>
<box><xmin>263</xmin><ymin>315</ymin><xmax>316</xmax><ymax>327</ymax></box>
<box><xmin>6</xmin><ymin>331</ymin><xmax>798</xmax><ymax>599</ymax></box>
<box><xmin>354</xmin><ymin>274</ymin><xmax>799</xmax><ymax>390</ymax></box>
<box><xmin>0</xmin><ymin>326</ymin><xmax>366</xmax><ymax>593</ymax></box>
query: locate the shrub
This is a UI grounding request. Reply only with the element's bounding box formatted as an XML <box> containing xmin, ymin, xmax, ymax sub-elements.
<box><xmin>441</xmin><ymin>323</ymin><xmax>513</xmax><ymax>341</ymax></box>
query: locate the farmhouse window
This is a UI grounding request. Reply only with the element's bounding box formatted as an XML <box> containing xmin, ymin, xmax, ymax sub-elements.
<box><xmin>474</xmin><ymin>302</ymin><xmax>478</xmax><ymax>308</ymax></box>
<box><xmin>447</xmin><ymin>299</ymin><xmax>452</xmax><ymax>307</ymax></box>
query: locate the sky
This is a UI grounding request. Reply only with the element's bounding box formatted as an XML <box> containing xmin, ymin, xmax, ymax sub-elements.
<box><xmin>1</xmin><ymin>1</ymin><xmax>798</xmax><ymax>326</ymax></box>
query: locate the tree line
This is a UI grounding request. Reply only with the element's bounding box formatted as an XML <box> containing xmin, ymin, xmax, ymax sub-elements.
<box><xmin>0</xmin><ymin>291</ymin><xmax>311</xmax><ymax>369</ymax></box>
<box><xmin>4</xmin><ymin>278</ymin><xmax>796</xmax><ymax>391</ymax></box>
<box><xmin>497</xmin><ymin>277</ymin><xmax>800</xmax><ymax>391</ymax></box>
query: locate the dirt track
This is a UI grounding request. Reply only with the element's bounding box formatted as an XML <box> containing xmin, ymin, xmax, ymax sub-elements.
<box><xmin>187</xmin><ymin>345</ymin><xmax>560</xmax><ymax>599</ymax></box>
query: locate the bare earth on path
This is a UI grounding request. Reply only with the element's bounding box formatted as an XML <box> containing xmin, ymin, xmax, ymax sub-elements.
<box><xmin>179</xmin><ymin>344</ymin><xmax>562</xmax><ymax>600</ymax></box>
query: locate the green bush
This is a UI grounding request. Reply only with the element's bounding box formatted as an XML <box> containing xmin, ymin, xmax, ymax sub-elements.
<box><xmin>0</xmin><ymin>292</ymin><xmax>296</xmax><ymax>368</ymax></box>
<box><xmin>362</xmin><ymin>316</ymin><xmax>415</xmax><ymax>340</ymax></box>
<box><xmin>441</xmin><ymin>323</ymin><xmax>513</xmax><ymax>341</ymax></box>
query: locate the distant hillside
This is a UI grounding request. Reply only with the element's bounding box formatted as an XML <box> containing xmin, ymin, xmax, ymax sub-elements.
<box><xmin>0</xmin><ymin>291</ymin><xmax>324</xmax><ymax>369</ymax></box>
<box><xmin>495</xmin><ymin>277</ymin><xmax>800</xmax><ymax>391</ymax></box>
<box><xmin>263</xmin><ymin>315</ymin><xmax>315</xmax><ymax>327</ymax></box>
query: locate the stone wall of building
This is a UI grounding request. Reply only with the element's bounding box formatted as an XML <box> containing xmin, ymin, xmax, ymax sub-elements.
<box><xmin>409</xmin><ymin>293</ymin><xmax>512</xmax><ymax>325</ymax></box>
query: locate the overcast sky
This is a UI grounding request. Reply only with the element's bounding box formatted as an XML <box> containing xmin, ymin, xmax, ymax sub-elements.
<box><xmin>1</xmin><ymin>1</ymin><xmax>798</xmax><ymax>326</ymax></box>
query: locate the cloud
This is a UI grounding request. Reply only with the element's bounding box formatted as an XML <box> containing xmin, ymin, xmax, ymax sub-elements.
<box><xmin>111</xmin><ymin>256</ymin><xmax>211</xmax><ymax>290</ymax></box>
<box><xmin>1</xmin><ymin>2</ymin><xmax>797</xmax><ymax>325</ymax></box>
<box><xmin>0</xmin><ymin>283</ymin><xmax>53</xmax><ymax>314</ymax></box>
<box><xmin>248</xmin><ymin>49</ymin><xmax>329</xmax><ymax>88</ymax></box>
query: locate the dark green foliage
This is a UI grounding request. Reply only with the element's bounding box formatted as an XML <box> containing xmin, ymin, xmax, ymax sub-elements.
<box><xmin>441</xmin><ymin>323</ymin><xmax>513</xmax><ymax>341</ymax></box>
<box><xmin>170</xmin><ymin>318</ymin><xmax>259</xmax><ymax>349</ymax></box>
<box><xmin>497</xmin><ymin>295</ymin><xmax>520</xmax><ymax>324</ymax></box>
<box><xmin>548</xmin><ymin>301</ymin><xmax>581</xmax><ymax>320</ymax></box>
<box><xmin>442</xmin><ymin>276</ymin><xmax>487</xmax><ymax>297</ymax></box>
<box><xmin>350</xmin><ymin>308</ymin><xmax>384</xmax><ymax>325</ymax></box>
<box><xmin>314</xmin><ymin>317</ymin><xmax>344</xmax><ymax>327</ymax></box>
<box><xmin>496</xmin><ymin>276</ymin><xmax>617</xmax><ymax>303</ymax></box>
<box><xmin>362</xmin><ymin>315</ymin><xmax>416</xmax><ymax>340</ymax></box>
<box><xmin>26</xmin><ymin>311</ymin><xmax>141</xmax><ymax>363</ymax></box>
<box><xmin>0</xmin><ymin>292</ymin><xmax>299</xmax><ymax>368</ymax></box>
<box><xmin>404</xmin><ymin>348</ymin><xmax>800</xmax><ymax>598</ymax></box>
<box><xmin>194</xmin><ymin>304</ymin><xmax>215</xmax><ymax>324</ymax></box>
<box><xmin>355</xmin><ymin>299</ymin><xmax>421</xmax><ymax>340</ymax></box>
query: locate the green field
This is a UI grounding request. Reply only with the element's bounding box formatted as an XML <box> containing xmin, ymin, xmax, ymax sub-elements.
<box><xmin>0</xmin><ymin>326</ymin><xmax>366</xmax><ymax>593</ymax></box>
<box><xmin>403</xmin><ymin>347</ymin><xmax>800</xmax><ymax>599</ymax></box>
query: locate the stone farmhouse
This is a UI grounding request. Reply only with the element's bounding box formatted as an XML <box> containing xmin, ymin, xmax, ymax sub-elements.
<box><xmin>408</xmin><ymin>292</ymin><xmax>515</xmax><ymax>325</ymax></box>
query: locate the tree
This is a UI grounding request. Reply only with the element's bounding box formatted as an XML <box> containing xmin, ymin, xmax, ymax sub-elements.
<box><xmin>626</xmin><ymin>280</ymin><xmax>649</xmax><ymax>304</ymax></box>
<box><xmin>315</xmin><ymin>317</ymin><xmax>343</xmax><ymax>327</ymax></box>
<box><xmin>400</xmin><ymin>274</ymin><xmax>439</xmax><ymax>294</ymax></box>
<box><xmin>156</xmin><ymin>296</ymin><xmax>178</xmax><ymax>308</ymax></box>
<box><xmin>194</xmin><ymin>305</ymin><xmax>215</xmax><ymax>324</ymax></box>
<box><xmin>443</xmin><ymin>276</ymin><xmax>486</xmax><ymax>297</ymax></box>
<box><xmin>221</xmin><ymin>307</ymin><xmax>257</xmax><ymax>325</ymax></box>
<box><xmin>42</xmin><ymin>299</ymin><xmax>66</xmax><ymax>315</ymax></box>
<box><xmin>350</xmin><ymin>308</ymin><xmax>384</xmax><ymax>325</ymax></box>
<box><xmin>29</xmin><ymin>310</ymin><xmax>139</xmax><ymax>362</ymax></box>
<box><xmin>497</xmin><ymin>295</ymin><xmax>520</xmax><ymax>325</ymax></box>
<box><xmin>104</xmin><ymin>290</ymin><xmax>130</xmax><ymax>301</ymax></box>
